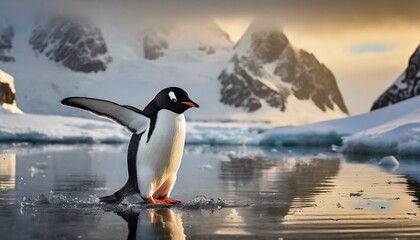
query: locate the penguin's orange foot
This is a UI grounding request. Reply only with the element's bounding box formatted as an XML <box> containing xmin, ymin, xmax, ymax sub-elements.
<box><xmin>146</xmin><ymin>197</ymin><xmax>157</xmax><ymax>204</ymax></box>
<box><xmin>145</xmin><ymin>197</ymin><xmax>180</xmax><ymax>205</ymax></box>
<box><xmin>160</xmin><ymin>195</ymin><xmax>181</xmax><ymax>204</ymax></box>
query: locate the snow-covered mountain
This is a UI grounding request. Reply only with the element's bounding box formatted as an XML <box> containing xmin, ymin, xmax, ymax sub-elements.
<box><xmin>29</xmin><ymin>14</ymin><xmax>112</xmax><ymax>73</ymax></box>
<box><xmin>0</xmin><ymin>9</ymin><xmax>348</xmax><ymax>125</ymax></box>
<box><xmin>371</xmin><ymin>44</ymin><xmax>420</xmax><ymax>110</ymax></box>
<box><xmin>218</xmin><ymin>22</ymin><xmax>348</xmax><ymax>115</ymax></box>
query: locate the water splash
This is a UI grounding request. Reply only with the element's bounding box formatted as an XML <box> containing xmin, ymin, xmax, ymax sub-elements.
<box><xmin>19</xmin><ymin>193</ymin><xmax>248</xmax><ymax>214</ymax></box>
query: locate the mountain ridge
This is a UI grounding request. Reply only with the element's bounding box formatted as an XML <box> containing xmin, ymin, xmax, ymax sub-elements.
<box><xmin>371</xmin><ymin>44</ymin><xmax>420</xmax><ymax>111</ymax></box>
<box><xmin>218</xmin><ymin>22</ymin><xmax>348</xmax><ymax>115</ymax></box>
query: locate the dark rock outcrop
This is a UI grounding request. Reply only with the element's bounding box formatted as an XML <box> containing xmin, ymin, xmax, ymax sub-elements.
<box><xmin>218</xmin><ymin>26</ymin><xmax>348</xmax><ymax>114</ymax></box>
<box><xmin>0</xmin><ymin>82</ymin><xmax>14</xmax><ymax>104</ymax></box>
<box><xmin>0</xmin><ymin>24</ymin><xmax>15</xmax><ymax>63</ymax></box>
<box><xmin>219</xmin><ymin>54</ymin><xmax>289</xmax><ymax>112</ymax></box>
<box><xmin>371</xmin><ymin>45</ymin><xmax>420</xmax><ymax>111</ymax></box>
<box><xmin>143</xmin><ymin>29</ymin><xmax>169</xmax><ymax>60</ymax></box>
<box><xmin>198</xmin><ymin>44</ymin><xmax>216</xmax><ymax>55</ymax></box>
<box><xmin>29</xmin><ymin>15</ymin><xmax>112</xmax><ymax>73</ymax></box>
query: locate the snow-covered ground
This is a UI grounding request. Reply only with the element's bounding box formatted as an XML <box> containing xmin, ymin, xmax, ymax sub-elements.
<box><xmin>0</xmin><ymin>107</ymin><xmax>269</xmax><ymax>144</ymax></box>
<box><xmin>341</xmin><ymin>107</ymin><xmax>420</xmax><ymax>155</ymax></box>
<box><xmin>261</xmin><ymin>96</ymin><xmax>420</xmax><ymax>154</ymax></box>
<box><xmin>0</xmin><ymin>111</ymin><xmax>128</xmax><ymax>143</ymax></box>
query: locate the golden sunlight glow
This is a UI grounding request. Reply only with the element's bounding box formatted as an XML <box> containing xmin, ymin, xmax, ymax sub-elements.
<box><xmin>0</xmin><ymin>154</ymin><xmax>16</xmax><ymax>190</ymax></box>
<box><xmin>284</xmin><ymin>161</ymin><xmax>420</xmax><ymax>227</ymax></box>
<box><xmin>215</xmin><ymin>17</ymin><xmax>252</xmax><ymax>43</ymax></box>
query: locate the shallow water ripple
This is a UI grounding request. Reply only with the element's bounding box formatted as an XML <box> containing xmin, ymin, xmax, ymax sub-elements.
<box><xmin>1</xmin><ymin>144</ymin><xmax>420</xmax><ymax>239</ymax></box>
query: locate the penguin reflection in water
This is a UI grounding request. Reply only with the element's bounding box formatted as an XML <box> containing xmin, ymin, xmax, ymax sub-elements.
<box><xmin>120</xmin><ymin>209</ymin><xmax>186</xmax><ymax>240</ymax></box>
<box><xmin>61</xmin><ymin>87</ymin><xmax>199</xmax><ymax>204</ymax></box>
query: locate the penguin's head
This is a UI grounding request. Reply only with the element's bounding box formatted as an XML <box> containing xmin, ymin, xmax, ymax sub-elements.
<box><xmin>153</xmin><ymin>87</ymin><xmax>199</xmax><ymax>114</ymax></box>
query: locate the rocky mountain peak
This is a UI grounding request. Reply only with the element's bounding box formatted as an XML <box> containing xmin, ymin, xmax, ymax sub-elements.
<box><xmin>371</xmin><ymin>45</ymin><xmax>420</xmax><ymax>111</ymax></box>
<box><xmin>250</xmin><ymin>30</ymin><xmax>289</xmax><ymax>63</ymax></box>
<box><xmin>142</xmin><ymin>27</ymin><xmax>170</xmax><ymax>60</ymax></box>
<box><xmin>218</xmin><ymin>21</ymin><xmax>349</xmax><ymax>115</ymax></box>
<box><xmin>29</xmin><ymin>14</ymin><xmax>112</xmax><ymax>73</ymax></box>
<box><xmin>0</xmin><ymin>22</ymin><xmax>15</xmax><ymax>63</ymax></box>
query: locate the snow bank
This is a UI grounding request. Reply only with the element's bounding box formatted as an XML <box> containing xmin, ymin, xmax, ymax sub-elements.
<box><xmin>0</xmin><ymin>112</ymin><xmax>129</xmax><ymax>143</ymax></box>
<box><xmin>341</xmin><ymin>108</ymin><xmax>420</xmax><ymax>155</ymax></box>
<box><xmin>0</xmin><ymin>108</ymin><xmax>269</xmax><ymax>144</ymax></box>
<box><xmin>261</xmin><ymin>96</ymin><xmax>420</xmax><ymax>147</ymax></box>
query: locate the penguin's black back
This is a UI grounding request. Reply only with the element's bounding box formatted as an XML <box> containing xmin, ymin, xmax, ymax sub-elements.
<box><xmin>99</xmin><ymin>132</ymin><xmax>143</xmax><ymax>203</ymax></box>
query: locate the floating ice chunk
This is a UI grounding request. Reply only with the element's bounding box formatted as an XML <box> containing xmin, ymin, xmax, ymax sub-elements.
<box><xmin>379</xmin><ymin>156</ymin><xmax>400</xmax><ymax>170</ymax></box>
<box><xmin>198</xmin><ymin>165</ymin><xmax>213</xmax><ymax>170</ymax></box>
<box><xmin>378</xmin><ymin>156</ymin><xmax>400</xmax><ymax>172</ymax></box>
<box><xmin>34</xmin><ymin>162</ymin><xmax>48</xmax><ymax>169</ymax></box>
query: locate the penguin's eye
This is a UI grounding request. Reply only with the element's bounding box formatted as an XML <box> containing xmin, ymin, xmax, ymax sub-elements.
<box><xmin>168</xmin><ymin>91</ymin><xmax>177</xmax><ymax>102</ymax></box>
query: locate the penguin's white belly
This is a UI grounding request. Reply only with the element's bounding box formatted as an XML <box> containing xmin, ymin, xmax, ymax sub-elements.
<box><xmin>136</xmin><ymin>110</ymin><xmax>185</xmax><ymax>198</ymax></box>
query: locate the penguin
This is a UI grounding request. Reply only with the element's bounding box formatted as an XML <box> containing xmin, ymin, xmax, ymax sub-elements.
<box><xmin>61</xmin><ymin>87</ymin><xmax>199</xmax><ymax>204</ymax></box>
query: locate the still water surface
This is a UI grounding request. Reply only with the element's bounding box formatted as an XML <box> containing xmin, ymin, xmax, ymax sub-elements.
<box><xmin>1</xmin><ymin>144</ymin><xmax>420</xmax><ymax>239</ymax></box>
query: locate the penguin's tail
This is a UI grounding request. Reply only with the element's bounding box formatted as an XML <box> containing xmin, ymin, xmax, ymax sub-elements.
<box><xmin>99</xmin><ymin>194</ymin><xmax>122</xmax><ymax>204</ymax></box>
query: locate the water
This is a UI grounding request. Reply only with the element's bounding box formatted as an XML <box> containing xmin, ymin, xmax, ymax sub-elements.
<box><xmin>1</xmin><ymin>143</ymin><xmax>420</xmax><ymax>239</ymax></box>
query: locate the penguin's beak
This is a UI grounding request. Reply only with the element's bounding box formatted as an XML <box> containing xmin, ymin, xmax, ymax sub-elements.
<box><xmin>181</xmin><ymin>101</ymin><xmax>199</xmax><ymax>108</ymax></box>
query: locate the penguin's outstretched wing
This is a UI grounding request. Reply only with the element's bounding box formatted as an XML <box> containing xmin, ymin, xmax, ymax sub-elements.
<box><xmin>61</xmin><ymin>97</ymin><xmax>149</xmax><ymax>134</ymax></box>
